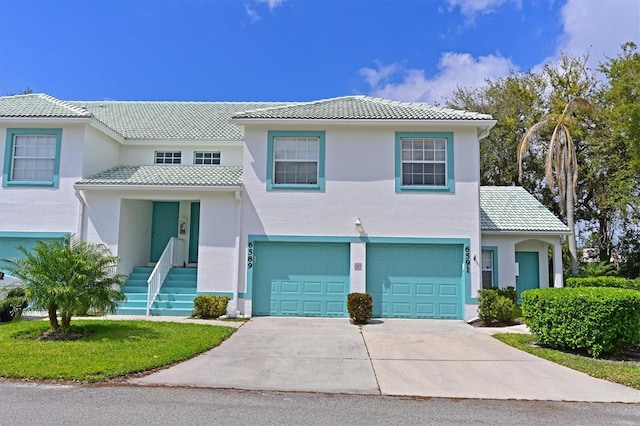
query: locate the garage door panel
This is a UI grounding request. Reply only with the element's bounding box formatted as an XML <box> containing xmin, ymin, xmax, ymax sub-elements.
<box><xmin>366</xmin><ymin>243</ymin><xmax>464</xmax><ymax>319</ymax></box>
<box><xmin>252</xmin><ymin>242</ymin><xmax>350</xmax><ymax>317</ymax></box>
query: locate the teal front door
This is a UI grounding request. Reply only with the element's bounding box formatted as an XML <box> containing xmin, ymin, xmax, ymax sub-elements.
<box><xmin>188</xmin><ymin>202</ymin><xmax>200</xmax><ymax>263</ymax></box>
<box><xmin>252</xmin><ymin>242</ymin><xmax>350</xmax><ymax>317</ymax></box>
<box><xmin>366</xmin><ymin>244</ymin><xmax>464</xmax><ymax>319</ymax></box>
<box><xmin>150</xmin><ymin>202</ymin><xmax>179</xmax><ymax>262</ymax></box>
<box><xmin>515</xmin><ymin>251</ymin><xmax>539</xmax><ymax>300</ymax></box>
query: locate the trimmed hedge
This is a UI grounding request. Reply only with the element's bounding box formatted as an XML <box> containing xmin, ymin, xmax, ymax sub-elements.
<box><xmin>193</xmin><ymin>295</ymin><xmax>229</xmax><ymax>319</ymax></box>
<box><xmin>565</xmin><ymin>276</ymin><xmax>640</xmax><ymax>291</ymax></box>
<box><xmin>347</xmin><ymin>293</ymin><xmax>372</xmax><ymax>324</ymax></box>
<box><xmin>522</xmin><ymin>287</ymin><xmax>640</xmax><ymax>357</ymax></box>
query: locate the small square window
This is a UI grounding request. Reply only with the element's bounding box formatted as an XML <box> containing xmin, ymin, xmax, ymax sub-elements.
<box><xmin>155</xmin><ymin>151</ymin><xmax>181</xmax><ymax>164</ymax></box>
<box><xmin>194</xmin><ymin>151</ymin><xmax>221</xmax><ymax>165</ymax></box>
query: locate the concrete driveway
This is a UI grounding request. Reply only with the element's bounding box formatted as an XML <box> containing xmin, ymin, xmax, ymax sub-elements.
<box><xmin>131</xmin><ymin>317</ymin><xmax>640</xmax><ymax>403</ymax></box>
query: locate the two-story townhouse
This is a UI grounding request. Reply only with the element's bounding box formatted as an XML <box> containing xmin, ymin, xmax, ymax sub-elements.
<box><xmin>0</xmin><ymin>94</ymin><xmax>569</xmax><ymax>320</ymax></box>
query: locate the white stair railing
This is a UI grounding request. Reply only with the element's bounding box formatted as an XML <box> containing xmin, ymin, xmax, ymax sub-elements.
<box><xmin>146</xmin><ymin>237</ymin><xmax>185</xmax><ymax>315</ymax></box>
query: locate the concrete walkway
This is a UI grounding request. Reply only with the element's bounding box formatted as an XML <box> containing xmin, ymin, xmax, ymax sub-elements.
<box><xmin>130</xmin><ymin>317</ymin><xmax>639</xmax><ymax>403</ymax></box>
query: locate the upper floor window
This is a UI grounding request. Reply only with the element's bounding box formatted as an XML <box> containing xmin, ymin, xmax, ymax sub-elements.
<box><xmin>266</xmin><ymin>131</ymin><xmax>325</xmax><ymax>191</ymax></box>
<box><xmin>395</xmin><ymin>132</ymin><xmax>454</xmax><ymax>193</ymax></box>
<box><xmin>3</xmin><ymin>128</ymin><xmax>62</xmax><ymax>188</ymax></box>
<box><xmin>194</xmin><ymin>151</ymin><xmax>221</xmax><ymax>165</ymax></box>
<box><xmin>155</xmin><ymin>151</ymin><xmax>181</xmax><ymax>164</ymax></box>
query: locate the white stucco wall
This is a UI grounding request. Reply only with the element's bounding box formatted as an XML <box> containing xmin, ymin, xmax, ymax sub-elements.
<box><xmin>118</xmin><ymin>199</ymin><xmax>152</xmax><ymax>275</ymax></box>
<box><xmin>82</xmin><ymin>126</ymin><xmax>120</xmax><ymax>177</ymax></box>
<box><xmin>0</xmin><ymin>122</ymin><xmax>86</xmax><ymax>234</ymax></box>
<box><xmin>240</xmin><ymin>124</ymin><xmax>484</xmax><ymax>315</ymax></box>
<box><xmin>120</xmin><ymin>144</ymin><xmax>244</xmax><ymax>166</ymax></box>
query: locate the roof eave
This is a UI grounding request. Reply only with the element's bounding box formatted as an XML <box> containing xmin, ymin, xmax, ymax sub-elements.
<box><xmin>229</xmin><ymin>118</ymin><xmax>497</xmax><ymax>127</ymax></box>
<box><xmin>481</xmin><ymin>229</ymin><xmax>571</xmax><ymax>235</ymax></box>
<box><xmin>74</xmin><ymin>183</ymin><xmax>243</xmax><ymax>191</ymax></box>
<box><xmin>0</xmin><ymin>117</ymin><xmax>92</xmax><ymax>124</ymax></box>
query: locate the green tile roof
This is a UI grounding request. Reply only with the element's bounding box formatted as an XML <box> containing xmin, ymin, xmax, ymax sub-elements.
<box><xmin>480</xmin><ymin>186</ymin><xmax>570</xmax><ymax>233</ymax></box>
<box><xmin>76</xmin><ymin>165</ymin><xmax>242</xmax><ymax>187</ymax></box>
<box><xmin>69</xmin><ymin>100</ymin><xmax>290</xmax><ymax>141</ymax></box>
<box><xmin>232</xmin><ymin>96</ymin><xmax>494</xmax><ymax>121</ymax></box>
<box><xmin>0</xmin><ymin>94</ymin><xmax>91</xmax><ymax>118</ymax></box>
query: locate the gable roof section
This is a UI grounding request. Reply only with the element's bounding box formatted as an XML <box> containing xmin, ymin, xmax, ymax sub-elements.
<box><xmin>69</xmin><ymin>101</ymin><xmax>291</xmax><ymax>141</ymax></box>
<box><xmin>232</xmin><ymin>95</ymin><xmax>494</xmax><ymax>121</ymax></box>
<box><xmin>0</xmin><ymin>94</ymin><xmax>91</xmax><ymax>118</ymax></box>
<box><xmin>480</xmin><ymin>186</ymin><xmax>570</xmax><ymax>233</ymax></box>
<box><xmin>75</xmin><ymin>165</ymin><xmax>242</xmax><ymax>188</ymax></box>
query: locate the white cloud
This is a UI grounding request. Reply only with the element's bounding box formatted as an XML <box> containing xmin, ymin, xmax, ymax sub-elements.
<box><xmin>245</xmin><ymin>0</ymin><xmax>286</xmax><ymax>23</ymax></box>
<box><xmin>360</xmin><ymin>53</ymin><xmax>516</xmax><ymax>104</ymax></box>
<box><xmin>256</xmin><ymin>0</ymin><xmax>287</xmax><ymax>11</ymax></box>
<box><xmin>244</xmin><ymin>3</ymin><xmax>261</xmax><ymax>24</ymax></box>
<box><xmin>555</xmin><ymin>0</ymin><xmax>640</xmax><ymax>69</ymax></box>
<box><xmin>446</xmin><ymin>0</ymin><xmax>514</xmax><ymax>20</ymax></box>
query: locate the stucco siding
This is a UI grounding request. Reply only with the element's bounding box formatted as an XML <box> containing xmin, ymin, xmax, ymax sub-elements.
<box><xmin>83</xmin><ymin>126</ymin><xmax>120</xmax><ymax>177</ymax></box>
<box><xmin>0</xmin><ymin>122</ymin><xmax>85</xmax><ymax>233</ymax></box>
<box><xmin>240</xmin><ymin>124</ymin><xmax>483</xmax><ymax>313</ymax></box>
<box><xmin>120</xmin><ymin>144</ymin><xmax>243</xmax><ymax>166</ymax></box>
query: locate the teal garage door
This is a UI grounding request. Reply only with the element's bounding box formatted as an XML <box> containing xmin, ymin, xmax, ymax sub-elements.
<box><xmin>0</xmin><ymin>234</ymin><xmax>66</xmax><ymax>271</ymax></box>
<box><xmin>366</xmin><ymin>244</ymin><xmax>464</xmax><ymax>319</ymax></box>
<box><xmin>252</xmin><ymin>242</ymin><xmax>350</xmax><ymax>317</ymax></box>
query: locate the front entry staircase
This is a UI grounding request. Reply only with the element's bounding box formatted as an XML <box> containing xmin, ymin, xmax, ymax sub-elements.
<box><xmin>116</xmin><ymin>267</ymin><xmax>197</xmax><ymax>316</ymax></box>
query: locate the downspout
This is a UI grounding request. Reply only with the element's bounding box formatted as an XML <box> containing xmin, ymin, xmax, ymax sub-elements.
<box><xmin>74</xmin><ymin>188</ymin><xmax>88</xmax><ymax>241</ymax></box>
<box><xmin>232</xmin><ymin>190</ymin><xmax>243</xmax><ymax>317</ymax></box>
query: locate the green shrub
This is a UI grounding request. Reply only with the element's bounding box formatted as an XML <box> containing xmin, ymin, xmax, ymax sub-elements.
<box><xmin>478</xmin><ymin>289</ymin><xmax>514</xmax><ymax>325</ymax></box>
<box><xmin>565</xmin><ymin>276</ymin><xmax>640</xmax><ymax>291</ymax></box>
<box><xmin>193</xmin><ymin>295</ymin><xmax>230</xmax><ymax>319</ymax></box>
<box><xmin>347</xmin><ymin>293</ymin><xmax>372</xmax><ymax>324</ymax></box>
<box><xmin>496</xmin><ymin>286</ymin><xmax>517</xmax><ymax>304</ymax></box>
<box><xmin>522</xmin><ymin>287</ymin><xmax>640</xmax><ymax>357</ymax></box>
<box><xmin>0</xmin><ymin>286</ymin><xmax>28</xmax><ymax>322</ymax></box>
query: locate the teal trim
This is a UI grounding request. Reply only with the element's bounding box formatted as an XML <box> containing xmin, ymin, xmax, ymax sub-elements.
<box><xmin>3</xmin><ymin>128</ymin><xmax>63</xmax><ymax>188</ymax></box>
<box><xmin>394</xmin><ymin>132</ymin><xmax>455</xmax><ymax>193</ymax></box>
<box><xmin>188</xmin><ymin>202</ymin><xmax>200</xmax><ymax>263</ymax></box>
<box><xmin>481</xmin><ymin>246</ymin><xmax>499</xmax><ymax>287</ymax></box>
<box><xmin>266</xmin><ymin>130</ymin><xmax>325</xmax><ymax>191</ymax></box>
<box><xmin>196</xmin><ymin>291</ymin><xmax>234</xmax><ymax>299</ymax></box>
<box><xmin>0</xmin><ymin>231</ymin><xmax>69</xmax><ymax>239</ymax></box>
<box><xmin>249</xmin><ymin>234</ymin><xmax>470</xmax><ymax>245</ymax></box>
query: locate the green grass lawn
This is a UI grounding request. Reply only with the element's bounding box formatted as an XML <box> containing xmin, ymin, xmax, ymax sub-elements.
<box><xmin>0</xmin><ymin>320</ymin><xmax>236</xmax><ymax>382</ymax></box>
<box><xmin>494</xmin><ymin>333</ymin><xmax>640</xmax><ymax>390</ymax></box>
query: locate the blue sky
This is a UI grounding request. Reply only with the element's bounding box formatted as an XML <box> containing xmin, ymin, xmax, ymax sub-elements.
<box><xmin>1</xmin><ymin>0</ymin><xmax>638</xmax><ymax>103</ymax></box>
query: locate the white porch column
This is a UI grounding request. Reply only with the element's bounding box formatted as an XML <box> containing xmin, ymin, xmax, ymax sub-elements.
<box><xmin>553</xmin><ymin>239</ymin><xmax>564</xmax><ymax>288</ymax></box>
<box><xmin>350</xmin><ymin>242</ymin><xmax>366</xmax><ymax>293</ymax></box>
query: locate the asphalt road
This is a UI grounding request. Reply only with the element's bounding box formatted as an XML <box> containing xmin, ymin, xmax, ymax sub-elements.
<box><xmin>0</xmin><ymin>381</ymin><xmax>638</xmax><ymax>425</ymax></box>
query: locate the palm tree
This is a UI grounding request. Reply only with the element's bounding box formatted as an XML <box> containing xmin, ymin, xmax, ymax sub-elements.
<box><xmin>518</xmin><ymin>97</ymin><xmax>592</xmax><ymax>275</ymax></box>
<box><xmin>2</xmin><ymin>236</ymin><xmax>126</xmax><ymax>333</ymax></box>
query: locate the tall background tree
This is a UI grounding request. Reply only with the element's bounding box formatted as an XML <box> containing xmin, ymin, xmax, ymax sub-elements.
<box><xmin>447</xmin><ymin>46</ymin><xmax>640</xmax><ymax>277</ymax></box>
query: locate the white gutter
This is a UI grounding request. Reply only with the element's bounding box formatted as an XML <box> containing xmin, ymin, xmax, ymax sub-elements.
<box><xmin>73</xmin><ymin>183</ymin><xmax>242</xmax><ymax>192</ymax></box>
<box><xmin>232</xmin><ymin>190</ymin><xmax>243</xmax><ymax>317</ymax></box>
<box><xmin>73</xmin><ymin>188</ymin><xmax>88</xmax><ymax>241</ymax></box>
<box><xmin>229</xmin><ymin>118</ymin><xmax>498</xmax><ymax>127</ymax></box>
